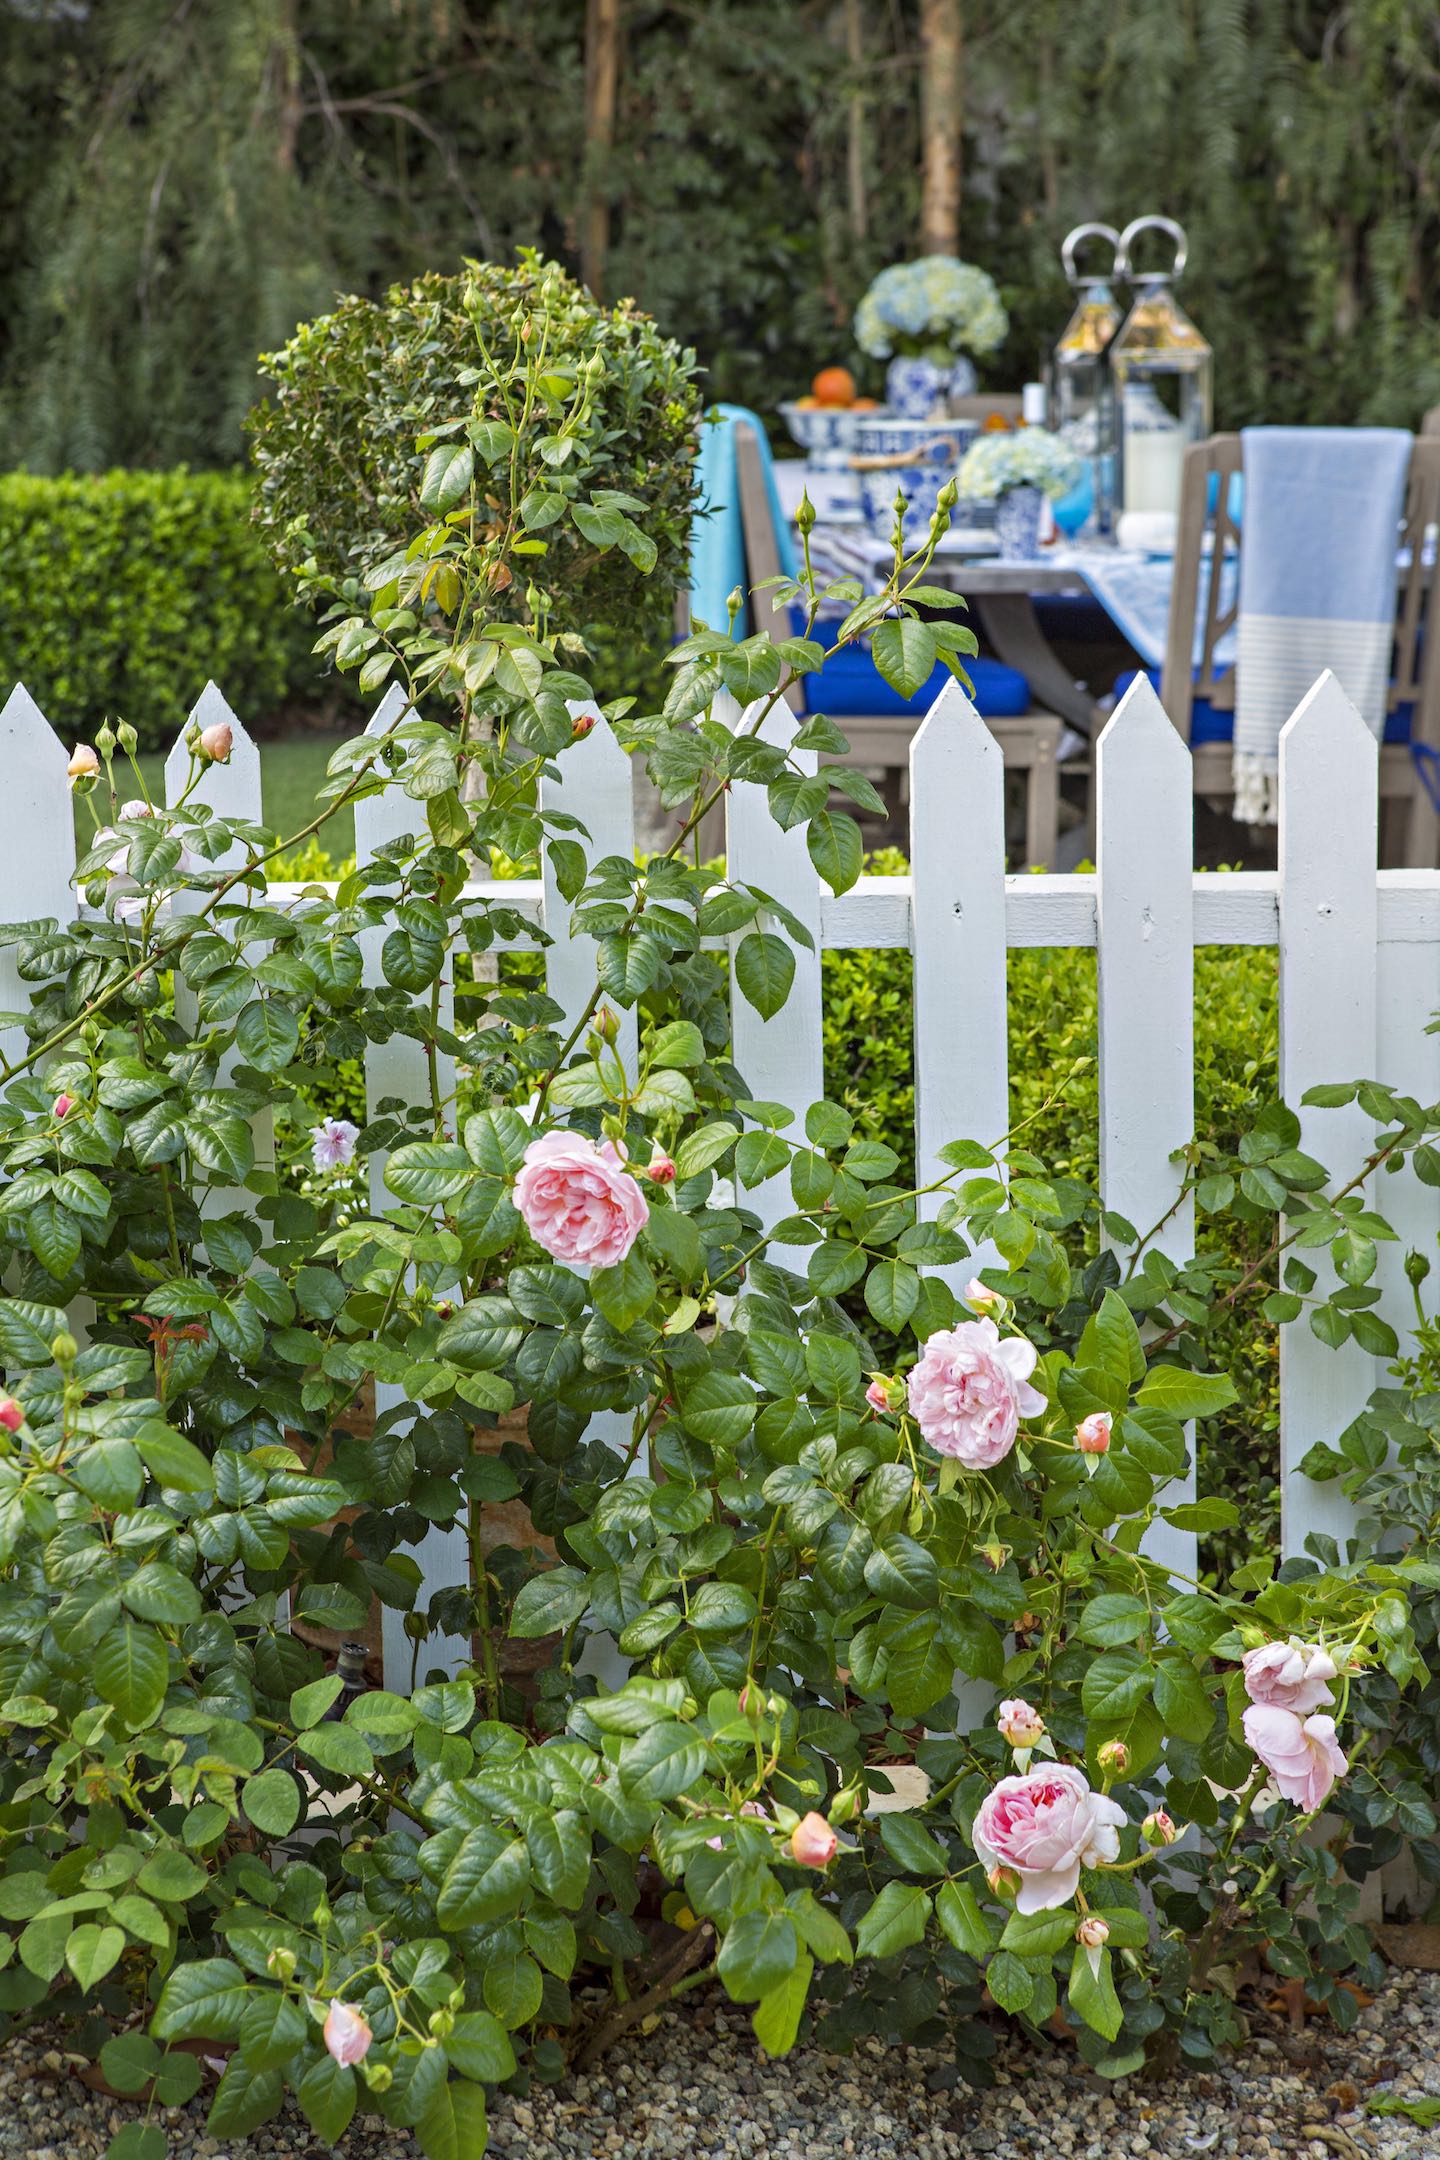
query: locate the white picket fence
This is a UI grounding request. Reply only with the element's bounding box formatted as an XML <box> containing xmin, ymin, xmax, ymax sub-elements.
<box><xmin>2</xmin><ymin>667</ymin><xmax>1437</xmax><ymax>1686</ymax></box>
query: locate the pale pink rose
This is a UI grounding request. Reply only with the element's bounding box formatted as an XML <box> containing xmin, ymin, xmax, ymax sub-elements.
<box><xmin>52</xmin><ymin>1093</ymin><xmax>74</xmax><ymax>1122</ymax></box>
<box><xmin>645</xmin><ymin>1151</ymin><xmax>676</xmax><ymax>1184</ymax></box>
<box><xmin>514</xmin><ymin>1129</ymin><xmax>649</xmax><ymax>1269</ymax></box>
<box><xmin>199</xmin><ymin>720</ymin><xmax>233</xmax><ymax>763</ymax></box>
<box><xmin>1241</xmin><ymin>1639</ymin><xmax>1337</xmax><ymax>1716</ymax></box>
<box><xmin>312</xmin><ymin>1117</ymin><xmax>360</xmax><ymax>1174</ymax></box>
<box><xmin>1075</xmin><ymin>1412</ymin><xmax>1112</xmax><ymax>1455</ymax></box>
<box><xmin>996</xmin><ymin>1699</ymin><xmax>1045</xmax><ymax>1750</ymax></box>
<box><xmin>788</xmin><ymin>1812</ymin><xmax>838</xmax><ymax>1868</ymax></box>
<box><xmin>0</xmin><ymin>1398</ymin><xmax>22</xmax><ymax>1434</ymax></box>
<box><xmin>971</xmin><ymin>1765</ymin><xmax>1127</xmax><ymax>1915</ymax></box>
<box><xmin>67</xmin><ymin>744</ymin><xmax>99</xmax><ymax>780</ymax></box>
<box><xmin>1075</xmin><ymin>1914</ymin><xmax>1109</xmax><ymax>1950</ymax></box>
<box><xmin>1242</xmin><ymin>1705</ymin><xmax>1347</xmax><ymax>1810</ymax></box>
<box><xmin>323</xmin><ymin>1999</ymin><xmax>372</xmax><ymax>2066</ymax></box>
<box><xmin>906</xmin><ymin>1319</ymin><xmax>1045</xmax><ymax>1469</ymax></box>
<box><xmin>118</xmin><ymin>799</ymin><xmax>153</xmax><ymax>823</ymax></box>
<box><xmin>864</xmin><ymin>1378</ymin><xmax>890</xmax><ymax>1415</ymax></box>
<box><xmin>963</xmin><ymin>1277</ymin><xmax>1003</xmax><ymax>1315</ymax></box>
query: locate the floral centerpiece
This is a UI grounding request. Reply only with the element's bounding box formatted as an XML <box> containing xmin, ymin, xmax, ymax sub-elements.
<box><xmin>959</xmin><ymin>425</ymin><xmax>1083</xmax><ymax>557</ymax></box>
<box><xmin>855</xmin><ymin>254</ymin><xmax>1008</xmax><ymax>416</ymax></box>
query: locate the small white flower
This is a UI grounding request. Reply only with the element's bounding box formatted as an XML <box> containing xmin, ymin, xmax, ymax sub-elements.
<box><xmin>312</xmin><ymin>1117</ymin><xmax>360</xmax><ymax>1174</ymax></box>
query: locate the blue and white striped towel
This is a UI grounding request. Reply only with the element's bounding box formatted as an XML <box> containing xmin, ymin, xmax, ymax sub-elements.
<box><xmin>1234</xmin><ymin>426</ymin><xmax>1411</xmax><ymax>823</ymax></box>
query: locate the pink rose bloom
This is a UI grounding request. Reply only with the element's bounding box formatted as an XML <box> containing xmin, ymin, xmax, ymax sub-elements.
<box><xmin>788</xmin><ymin>1812</ymin><xmax>838</xmax><ymax>1868</ymax></box>
<box><xmin>0</xmin><ymin>1398</ymin><xmax>22</xmax><ymax>1434</ymax></box>
<box><xmin>52</xmin><ymin>1093</ymin><xmax>74</xmax><ymax>1122</ymax></box>
<box><xmin>323</xmin><ymin>1999</ymin><xmax>372</xmax><ymax>2066</ymax></box>
<box><xmin>963</xmin><ymin>1277</ymin><xmax>1003</xmax><ymax>1315</ymax></box>
<box><xmin>1241</xmin><ymin>1639</ymin><xmax>1337</xmax><ymax>1716</ymax></box>
<box><xmin>972</xmin><ymin>1765</ymin><xmax>1126</xmax><ymax>1914</ymax></box>
<box><xmin>1075</xmin><ymin>1412</ymin><xmax>1111</xmax><ymax>1455</ymax></box>
<box><xmin>199</xmin><ymin>720</ymin><xmax>233</xmax><ymax>763</ymax></box>
<box><xmin>312</xmin><ymin>1117</ymin><xmax>360</xmax><ymax>1174</ymax></box>
<box><xmin>645</xmin><ymin>1151</ymin><xmax>676</xmax><ymax>1184</ymax></box>
<box><xmin>1242</xmin><ymin>1705</ymin><xmax>1348</xmax><ymax>1810</ymax></box>
<box><xmin>514</xmin><ymin>1129</ymin><xmax>648</xmax><ymax>1269</ymax></box>
<box><xmin>864</xmin><ymin>1378</ymin><xmax>890</xmax><ymax>1415</ymax></box>
<box><xmin>906</xmin><ymin>1319</ymin><xmax>1045</xmax><ymax>1468</ymax></box>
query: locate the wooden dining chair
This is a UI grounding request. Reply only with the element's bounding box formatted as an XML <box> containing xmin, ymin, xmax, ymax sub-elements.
<box><xmin>731</xmin><ymin>421</ymin><xmax>1063</xmax><ymax>868</ymax></box>
<box><xmin>1160</xmin><ymin>433</ymin><xmax>1440</xmax><ymax>866</ymax></box>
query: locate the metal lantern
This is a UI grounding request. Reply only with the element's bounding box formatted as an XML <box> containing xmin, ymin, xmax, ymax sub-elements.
<box><xmin>1052</xmin><ymin>222</ymin><xmax>1122</xmax><ymax>536</ymax></box>
<box><xmin>1109</xmin><ymin>215</ymin><xmax>1212</xmax><ymax>523</ymax></box>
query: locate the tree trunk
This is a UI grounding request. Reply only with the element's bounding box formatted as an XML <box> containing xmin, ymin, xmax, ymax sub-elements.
<box><xmin>844</xmin><ymin>0</ymin><xmax>868</xmax><ymax>244</ymax></box>
<box><xmin>581</xmin><ymin>0</ymin><xmax>622</xmax><ymax>299</ymax></box>
<box><xmin>918</xmin><ymin>0</ymin><xmax>962</xmax><ymax>255</ymax></box>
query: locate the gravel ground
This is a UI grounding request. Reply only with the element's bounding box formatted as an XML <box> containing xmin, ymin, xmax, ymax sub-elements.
<box><xmin>3</xmin><ymin>1970</ymin><xmax>1439</xmax><ymax>2160</ymax></box>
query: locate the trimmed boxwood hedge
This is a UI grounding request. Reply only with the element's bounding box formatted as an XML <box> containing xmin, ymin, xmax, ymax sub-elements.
<box><xmin>0</xmin><ymin>469</ymin><xmax>319</xmax><ymax>749</ymax></box>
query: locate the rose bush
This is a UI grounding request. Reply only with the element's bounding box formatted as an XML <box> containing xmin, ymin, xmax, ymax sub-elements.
<box><xmin>0</xmin><ymin>266</ymin><xmax>1435</xmax><ymax>2160</ymax></box>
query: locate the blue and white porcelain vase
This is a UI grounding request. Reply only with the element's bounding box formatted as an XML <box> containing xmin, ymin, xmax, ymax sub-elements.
<box><xmin>884</xmin><ymin>352</ymin><xmax>979</xmax><ymax>418</ymax></box>
<box><xmin>995</xmin><ymin>483</ymin><xmax>1045</xmax><ymax>560</ymax></box>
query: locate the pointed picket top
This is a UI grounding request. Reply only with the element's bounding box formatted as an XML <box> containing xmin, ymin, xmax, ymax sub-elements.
<box><xmin>164</xmin><ymin>685</ymin><xmax>261</xmax><ymax>868</ymax></box>
<box><xmin>352</xmin><ymin>683</ymin><xmax>417</xmax><ymax>859</ymax></box>
<box><xmin>1096</xmin><ymin>667</ymin><xmax>1191</xmax><ymax>780</ymax></box>
<box><xmin>0</xmin><ymin>683</ymin><xmax>77</xmax><ymax>1064</ymax></box>
<box><xmin>909</xmin><ymin>670</ymin><xmax>1007</xmax><ymax>1282</ymax></box>
<box><xmin>538</xmin><ymin>699</ymin><xmax>639</xmax><ymax>1078</ymax></box>
<box><xmin>1277</xmin><ymin>668</ymin><xmax>1377</xmax><ymax>1559</ymax></box>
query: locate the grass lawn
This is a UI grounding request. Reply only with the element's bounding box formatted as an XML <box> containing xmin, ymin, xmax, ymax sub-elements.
<box><xmin>78</xmin><ymin>731</ymin><xmax>355</xmax><ymax>864</ymax></box>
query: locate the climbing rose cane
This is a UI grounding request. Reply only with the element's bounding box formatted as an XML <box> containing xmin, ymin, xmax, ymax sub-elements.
<box><xmin>1242</xmin><ymin>1706</ymin><xmax>1348</xmax><ymax>1809</ymax></box>
<box><xmin>971</xmin><ymin>1765</ymin><xmax>1126</xmax><ymax>1914</ymax></box>
<box><xmin>323</xmin><ymin>2000</ymin><xmax>372</xmax><ymax>2066</ymax></box>
<box><xmin>514</xmin><ymin>1130</ymin><xmax>649</xmax><ymax>1268</ymax></box>
<box><xmin>907</xmin><ymin>1318</ymin><xmax>1045</xmax><ymax>1468</ymax></box>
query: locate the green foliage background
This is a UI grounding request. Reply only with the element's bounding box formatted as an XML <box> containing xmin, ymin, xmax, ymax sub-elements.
<box><xmin>1</xmin><ymin>0</ymin><xmax>1437</xmax><ymax>475</ymax></box>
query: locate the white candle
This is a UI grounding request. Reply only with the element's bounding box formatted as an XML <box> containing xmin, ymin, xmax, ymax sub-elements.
<box><xmin>1122</xmin><ymin>420</ymin><xmax>1186</xmax><ymax>516</ymax></box>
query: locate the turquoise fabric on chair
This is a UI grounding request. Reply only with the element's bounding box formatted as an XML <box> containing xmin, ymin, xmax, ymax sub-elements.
<box><xmin>688</xmin><ymin>404</ymin><xmax>798</xmax><ymax>637</ymax></box>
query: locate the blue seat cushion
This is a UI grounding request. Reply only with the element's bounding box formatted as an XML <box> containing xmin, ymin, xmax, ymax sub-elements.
<box><xmin>1116</xmin><ymin>667</ymin><xmax>1413</xmax><ymax>745</ymax></box>
<box><xmin>796</xmin><ymin>610</ymin><xmax>1029</xmax><ymax>719</ymax></box>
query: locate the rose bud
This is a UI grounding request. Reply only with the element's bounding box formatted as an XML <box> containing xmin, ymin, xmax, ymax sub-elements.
<box><xmin>788</xmin><ymin>1812</ymin><xmax>838</xmax><ymax>1868</ymax></box>
<box><xmin>266</xmin><ymin>1944</ymin><xmax>297</xmax><ymax>1982</ymax></box>
<box><xmin>199</xmin><ymin>720</ymin><xmax>233</xmax><ymax>763</ymax></box>
<box><xmin>1141</xmin><ymin>1809</ymin><xmax>1177</xmax><ymax>1847</ymax></box>
<box><xmin>323</xmin><ymin>1999</ymin><xmax>373</xmax><ymax>2066</ymax></box>
<box><xmin>67</xmin><ymin>743</ymin><xmax>100</xmax><ymax>782</ymax></box>
<box><xmin>52</xmin><ymin>1093</ymin><xmax>74</xmax><ymax>1122</ymax></box>
<box><xmin>1096</xmin><ymin>1738</ymin><xmax>1129</xmax><ymax>1780</ymax></box>
<box><xmin>0</xmin><ymin>1399</ymin><xmax>22</xmax><ymax>1434</ymax></box>
<box><xmin>645</xmin><ymin>1151</ymin><xmax>677</xmax><ymax>1184</ymax></box>
<box><xmin>986</xmin><ymin>1863</ymin><xmax>1022</xmax><ymax>1905</ymax></box>
<box><xmin>571</xmin><ymin>710</ymin><xmax>597</xmax><ymax>738</ymax></box>
<box><xmin>962</xmin><ymin>1276</ymin><xmax>1004</xmax><ymax>1316</ymax></box>
<box><xmin>996</xmin><ymin>1699</ymin><xmax>1045</xmax><ymax>1753</ymax></box>
<box><xmin>1075</xmin><ymin>1915</ymin><xmax>1110</xmax><ymax>1949</ymax></box>
<box><xmin>1075</xmin><ymin>1411</ymin><xmax>1112</xmax><ymax>1456</ymax></box>
<box><xmin>864</xmin><ymin>1378</ymin><xmax>890</xmax><ymax>1415</ymax></box>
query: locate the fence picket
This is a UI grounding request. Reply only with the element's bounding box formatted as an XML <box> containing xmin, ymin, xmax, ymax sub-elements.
<box><xmin>165</xmin><ymin>687</ymin><xmax>272</xmax><ymax>1215</ymax></box>
<box><xmin>354</xmin><ymin>685</ymin><xmax>468</xmax><ymax>1683</ymax></box>
<box><xmin>539</xmin><ymin>703</ymin><xmax>639</xmax><ymax>1080</ymax></box>
<box><xmin>724</xmin><ymin>693</ymin><xmax>824</xmax><ymax>1238</ymax></box>
<box><xmin>909</xmin><ymin>677</ymin><xmax>1009</xmax><ymax>1286</ymax></box>
<box><xmin>1277</xmin><ymin>673</ymin><xmax>1378</xmax><ymax>1559</ymax></box>
<box><xmin>0</xmin><ymin>686</ymin><xmax>76</xmax><ymax>1072</ymax></box>
<box><xmin>1096</xmin><ymin>678</ymin><xmax>1197</xmax><ymax>1582</ymax></box>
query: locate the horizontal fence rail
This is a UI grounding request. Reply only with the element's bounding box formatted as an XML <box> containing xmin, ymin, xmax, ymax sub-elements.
<box><xmin>3</xmin><ymin>668</ymin><xmax>1438</xmax><ymax>1685</ymax></box>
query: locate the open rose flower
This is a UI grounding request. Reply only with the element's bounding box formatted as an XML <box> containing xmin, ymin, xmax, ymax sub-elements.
<box><xmin>312</xmin><ymin>1117</ymin><xmax>360</xmax><ymax>1174</ymax></box>
<box><xmin>907</xmin><ymin>1318</ymin><xmax>1045</xmax><ymax>1469</ymax></box>
<box><xmin>996</xmin><ymin>1699</ymin><xmax>1045</xmax><ymax>1754</ymax></box>
<box><xmin>323</xmin><ymin>1999</ymin><xmax>373</xmax><ymax>2066</ymax></box>
<box><xmin>972</xmin><ymin>1765</ymin><xmax>1126</xmax><ymax>1914</ymax></box>
<box><xmin>1242</xmin><ymin>1705</ymin><xmax>1348</xmax><ymax>1810</ymax></box>
<box><xmin>514</xmin><ymin>1129</ymin><xmax>648</xmax><ymax>1269</ymax></box>
<box><xmin>1241</xmin><ymin>1639</ymin><xmax>1338</xmax><ymax>1716</ymax></box>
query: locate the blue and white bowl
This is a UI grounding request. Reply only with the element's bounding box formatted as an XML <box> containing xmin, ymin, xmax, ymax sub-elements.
<box><xmin>778</xmin><ymin>402</ymin><xmax>861</xmax><ymax>468</ymax></box>
<box><xmin>851</xmin><ymin>416</ymin><xmax>979</xmax><ymax>543</ymax></box>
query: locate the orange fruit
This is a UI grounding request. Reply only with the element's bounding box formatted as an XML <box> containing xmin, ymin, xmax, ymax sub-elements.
<box><xmin>795</xmin><ymin>394</ymin><xmax>819</xmax><ymax>408</ymax></box>
<box><xmin>812</xmin><ymin>366</ymin><xmax>856</xmax><ymax>407</ymax></box>
<box><xmin>851</xmin><ymin>395</ymin><xmax>879</xmax><ymax>410</ymax></box>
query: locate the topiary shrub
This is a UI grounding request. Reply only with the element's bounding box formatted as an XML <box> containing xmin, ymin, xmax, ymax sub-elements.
<box><xmin>0</xmin><ymin>470</ymin><xmax>316</xmax><ymax>750</ymax></box>
<box><xmin>247</xmin><ymin>248</ymin><xmax>702</xmax><ymax>675</ymax></box>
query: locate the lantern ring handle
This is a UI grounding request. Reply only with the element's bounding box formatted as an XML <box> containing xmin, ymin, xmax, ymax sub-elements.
<box><xmin>1115</xmin><ymin>215</ymin><xmax>1188</xmax><ymax>283</ymax></box>
<box><xmin>1060</xmin><ymin>223</ymin><xmax>1120</xmax><ymax>286</ymax></box>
